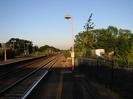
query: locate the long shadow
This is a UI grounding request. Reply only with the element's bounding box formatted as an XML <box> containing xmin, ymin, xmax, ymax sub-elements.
<box><xmin>27</xmin><ymin>67</ymin><xmax>74</xmax><ymax>99</ymax></box>
<box><xmin>77</xmin><ymin>61</ymin><xmax>133</xmax><ymax>99</ymax></box>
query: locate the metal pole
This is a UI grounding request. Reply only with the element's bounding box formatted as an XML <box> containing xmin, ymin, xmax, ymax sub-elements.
<box><xmin>64</xmin><ymin>15</ymin><xmax>75</xmax><ymax>70</ymax></box>
<box><xmin>71</xmin><ymin>17</ymin><xmax>75</xmax><ymax>70</ymax></box>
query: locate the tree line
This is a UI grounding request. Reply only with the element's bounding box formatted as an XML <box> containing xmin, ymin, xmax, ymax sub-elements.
<box><xmin>75</xmin><ymin>14</ymin><xmax>133</xmax><ymax>66</ymax></box>
<box><xmin>0</xmin><ymin>38</ymin><xmax>60</xmax><ymax>60</ymax></box>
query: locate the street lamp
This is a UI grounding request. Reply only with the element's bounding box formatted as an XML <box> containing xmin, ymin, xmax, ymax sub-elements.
<box><xmin>64</xmin><ymin>15</ymin><xmax>75</xmax><ymax>70</ymax></box>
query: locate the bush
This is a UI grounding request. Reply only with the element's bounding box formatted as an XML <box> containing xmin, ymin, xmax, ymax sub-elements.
<box><xmin>63</xmin><ymin>50</ymin><xmax>71</xmax><ymax>58</ymax></box>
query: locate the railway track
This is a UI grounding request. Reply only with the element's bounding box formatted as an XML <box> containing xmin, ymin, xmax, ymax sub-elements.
<box><xmin>0</xmin><ymin>56</ymin><xmax>48</xmax><ymax>78</ymax></box>
<box><xmin>0</xmin><ymin>57</ymin><xmax>47</xmax><ymax>79</ymax></box>
<box><xmin>0</xmin><ymin>54</ymin><xmax>60</xmax><ymax>99</ymax></box>
<box><xmin>0</xmin><ymin>56</ymin><xmax>51</xmax><ymax>92</ymax></box>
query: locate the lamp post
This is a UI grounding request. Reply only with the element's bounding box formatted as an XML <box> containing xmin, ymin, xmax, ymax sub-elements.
<box><xmin>64</xmin><ymin>15</ymin><xmax>75</xmax><ymax>70</ymax></box>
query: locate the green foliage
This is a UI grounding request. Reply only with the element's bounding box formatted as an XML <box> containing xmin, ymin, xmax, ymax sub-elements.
<box><xmin>84</xmin><ymin>13</ymin><xmax>94</xmax><ymax>31</ymax></box>
<box><xmin>75</xmin><ymin>26</ymin><xmax>133</xmax><ymax>65</ymax></box>
<box><xmin>0</xmin><ymin>49</ymin><xmax>15</xmax><ymax>60</ymax></box>
<box><xmin>62</xmin><ymin>50</ymin><xmax>71</xmax><ymax>58</ymax></box>
<box><xmin>6</xmin><ymin>38</ymin><xmax>33</xmax><ymax>56</ymax></box>
<box><xmin>39</xmin><ymin>45</ymin><xmax>60</xmax><ymax>56</ymax></box>
<box><xmin>0</xmin><ymin>38</ymin><xmax>61</xmax><ymax>60</ymax></box>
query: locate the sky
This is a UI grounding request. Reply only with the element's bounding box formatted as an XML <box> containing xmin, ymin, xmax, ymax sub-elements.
<box><xmin>0</xmin><ymin>0</ymin><xmax>133</xmax><ymax>49</ymax></box>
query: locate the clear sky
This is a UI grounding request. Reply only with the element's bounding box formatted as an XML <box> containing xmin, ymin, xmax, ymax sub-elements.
<box><xmin>0</xmin><ymin>0</ymin><xmax>133</xmax><ymax>49</ymax></box>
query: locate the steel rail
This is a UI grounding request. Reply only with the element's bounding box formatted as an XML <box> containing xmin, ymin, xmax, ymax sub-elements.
<box><xmin>0</xmin><ymin>55</ymin><xmax>59</xmax><ymax>97</ymax></box>
<box><xmin>0</xmin><ymin>57</ymin><xmax>47</xmax><ymax>79</ymax></box>
<box><xmin>22</xmin><ymin>56</ymin><xmax>58</xmax><ymax>99</ymax></box>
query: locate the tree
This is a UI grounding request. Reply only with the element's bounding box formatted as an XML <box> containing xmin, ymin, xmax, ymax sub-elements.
<box><xmin>33</xmin><ymin>46</ymin><xmax>39</xmax><ymax>52</ymax></box>
<box><xmin>75</xmin><ymin>13</ymin><xmax>95</xmax><ymax>57</ymax></box>
<box><xmin>39</xmin><ymin>45</ymin><xmax>60</xmax><ymax>55</ymax></box>
<box><xmin>115</xmin><ymin>29</ymin><xmax>132</xmax><ymax>64</ymax></box>
<box><xmin>0</xmin><ymin>43</ymin><xmax>2</xmax><ymax>47</ymax></box>
<box><xmin>84</xmin><ymin>13</ymin><xmax>95</xmax><ymax>31</ymax></box>
<box><xmin>75</xmin><ymin>25</ymin><xmax>133</xmax><ymax>65</ymax></box>
<box><xmin>6</xmin><ymin>38</ymin><xmax>33</xmax><ymax>56</ymax></box>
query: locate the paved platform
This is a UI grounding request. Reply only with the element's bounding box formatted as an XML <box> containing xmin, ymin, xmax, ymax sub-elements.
<box><xmin>27</xmin><ymin>55</ymin><xmax>122</xmax><ymax>99</ymax></box>
<box><xmin>0</xmin><ymin>56</ymin><xmax>42</xmax><ymax>66</ymax></box>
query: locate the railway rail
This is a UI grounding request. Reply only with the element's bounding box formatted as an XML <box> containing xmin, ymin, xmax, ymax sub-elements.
<box><xmin>0</xmin><ymin>57</ymin><xmax>47</xmax><ymax>79</ymax></box>
<box><xmin>0</xmin><ymin>56</ymin><xmax>50</xmax><ymax>92</ymax></box>
<box><xmin>0</xmin><ymin>54</ymin><xmax>60</xmax><ymax>99</ymax></box>
<box><xmin>0</xmin><ymin>54</ymin><xmax>123</xmax><ymax>99</ymax></box>
<box><xmin>0</xmin><ymin>56</ymin><xmax>47</xmax><ymax>78</ymax></box>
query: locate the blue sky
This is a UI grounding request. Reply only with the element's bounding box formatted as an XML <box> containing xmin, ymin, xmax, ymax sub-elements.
<box><xmin>0</xmin><ymin>0</ymin><xmax>133</xmax><ymax>49</ymax></box>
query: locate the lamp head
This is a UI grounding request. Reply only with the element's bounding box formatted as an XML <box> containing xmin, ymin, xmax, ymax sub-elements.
<box><xmin>64</xmin><ymin>15</ymin><xmax>72</xmax><ymax>20</ymax></box>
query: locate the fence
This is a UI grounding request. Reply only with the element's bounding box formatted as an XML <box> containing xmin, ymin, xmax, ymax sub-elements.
<box><xmin>77</xmin><ymin>58</ymin><xmax>133</xmax><ymax>99</ymax></box>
